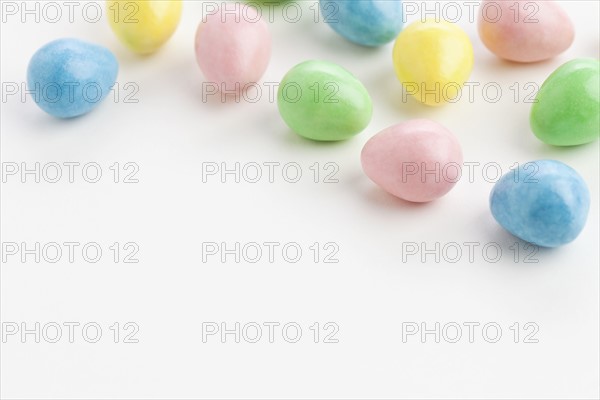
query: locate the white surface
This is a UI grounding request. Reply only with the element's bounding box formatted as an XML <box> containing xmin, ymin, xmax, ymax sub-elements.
<box><xmin>1</xmin><ymin>1</ymin><xmax>599</xmax><ymax>399</ymax></box>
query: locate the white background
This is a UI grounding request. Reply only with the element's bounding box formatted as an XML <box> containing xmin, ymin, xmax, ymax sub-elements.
<box><xmin>1</xmin><ymin>0</ymin><xmax>599</xmax><ymax>399</ymax></box>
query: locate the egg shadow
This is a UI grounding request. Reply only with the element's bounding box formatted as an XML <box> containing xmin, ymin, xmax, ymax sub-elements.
<box><xmin>478</xmin><ymin>209</ymin><xmax>560</xmax><ymax>269</ymax></box>
<box><xmin>368</xmin><ymin>65</ymin><xmax>457</xmax><ymax>121</ymax></box>
<box><xmin>279</xmin><ymin>7</ymin><xmax>385</xmax><ymax>62</ymax></box>
<box><xmin>519</xmin><ymin>115</ymin><xmax>600</xmax><ymax>159</ymax></box>
<box><xmin>359</xmin><ymin>184</ymin><xmax>439</xmax><ymax>212</ymax></box>
<box><xmin>273</xmin><ymin>126</ymin><xmax>359</xmax><ymax>151</ymax></box>
<box><xmin>476</xmin><ymin>53</ymin><xmax>560</xmax><ymax>75</ymax></box>
<box><xmin>15</xmin><ymin>103</ymin><xmax>106</xmax><ymax>137</ymax></box>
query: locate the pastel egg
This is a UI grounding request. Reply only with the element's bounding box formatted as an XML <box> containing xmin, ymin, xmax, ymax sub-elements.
<box><xmin>195</xmin><ymin>5</ymin><xmax>271</xmax><ymax>92</ymax></box>
<box><xmin>319</xmin><ymin>0</ymin><xmax>404</xmax><ymax>47</ymax></box>
<box><xmin>490</xmin><ymin>160</ymin><xmax>590</xmax><ymax>247</ymax></box>
<box><xmin>392</xmin><ymin>20</ymin><xmax>474</xmax><ymax>106</ymax></box>
<box><xmin>478</xmin><ymin>0</ymin><xmax>574</xmax><ymax>63</ymax></box>
<box><xmin>27</xmin><ymin>38</ymin><xmax>118</xmax><ymax>119</ymax></box>
<box><xmin>107</xmin><ymin>0</ymin><xmax>182</xmax><ymax>55</ymax></box>
<box><xmin>531</xmin><ymin>58</ymin><xmax>600</xmax><ymax>146</ymax></box>
<box><xmin>277</xmin><ymin>60</ymin><xmax>372</xmax><ymax>141</ymax></box>
<box><xmin>361</xmin><ymin>119</ymin><xmax>463</xmax><ymax>202</ymax></box>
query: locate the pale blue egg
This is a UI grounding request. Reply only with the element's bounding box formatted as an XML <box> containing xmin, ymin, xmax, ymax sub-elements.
<box><xmin>319</xmin><ymin>0</ymin><xmax>404</xmax><ymax>47</ymax></box>
<box><xmin>27</xmin><ymin>38</ymin><xmax>118</xmax><ymax>118</ymax></box>
<box><xmin>490</xmin><ymin>160</ymin><xmax>590</xmax><ymax>248</ymax></box>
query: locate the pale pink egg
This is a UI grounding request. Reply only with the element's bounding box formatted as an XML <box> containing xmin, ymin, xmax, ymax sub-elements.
<box><xmin>478</xmin><ymin>0</ymin><xmax>574</xmax><ymax>63</ymax></box>
<box><xmin>195</xmin><ymin>5</ymin><xmax>271</xmax><ymax>91</ymax></box>
<box><xmin>361</xmin><ymin>119</ymin><xmax>463</xmax><ymax>203</ymax></box>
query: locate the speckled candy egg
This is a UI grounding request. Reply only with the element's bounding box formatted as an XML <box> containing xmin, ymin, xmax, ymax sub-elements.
<box><xmin>531</xmin><ymin>58</ymin><xmax>600</xmax><ymax>146</ymax></box>
<box><xmin>490</xmin><ymin>160</ymin><xmax>590</xmax><ymax>247</ymax></box>
<box><xmin>195</xmin><ymin>5</ymin><xmax>271</xmax><ymax>92</ymax></box>
<box><xmin>27</xmin><ymin>38</ymin><xmax>118</xmax><ymax>118</ymax></box>
<box><xmin>277</xmin><ymin>60</ymin><xmax>373</xmax><ymax>141</ymax></box>
<box><xmin>107</xmin><ymin>0</ymin><xmax>182</xmax><ymax>55</ymax></box>
<box><xmin>478</xmin><ymin>0</ymin><xmax>574</xmax><ymax>63</ymax></box>
<box><xmin>361</xmin><ymin>119</ymin><xmax>463</xmax><ymax>202</ymax></box>
<box><xmin>319</xmin><ymin>0</ymin><xmax>404</xmax><ymax>46</ymax></box>
<box><xmin>392</xmin><ymin>20</ymin><xmax>474</xmax><ymax>106</ymax></box>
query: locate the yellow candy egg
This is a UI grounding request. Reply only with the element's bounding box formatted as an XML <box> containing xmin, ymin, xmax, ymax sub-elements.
<box><xmin>392</xmin><ymin>20</ymin><xmax>474</xmax><ymax>106</ymax></box>
<box><xmin>107</xmin><ymin>0</ymin><xmax>182</xmax><ymax>55</ymax></box>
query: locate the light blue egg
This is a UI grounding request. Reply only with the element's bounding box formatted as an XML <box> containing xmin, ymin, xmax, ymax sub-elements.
<box><xmin>490</xmin><ymin>160</ymin><xmax>590</xmax><ymax>248</ymax></box>
<box><xmin>27</xmin><ymin>38</ymin><xmax>118</xmax><ymax>118</ymax></box>
<box><xmin>319</xmin><ymin>0</ymin><xmax>404</xmax><ymax>47</ymax></box>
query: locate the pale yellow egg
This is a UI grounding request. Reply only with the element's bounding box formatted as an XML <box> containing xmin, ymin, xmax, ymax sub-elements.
<box><xmin>107</xmin><ymin>0</ymin><xmax>182</xmax><ymax>54</ymax></box>
<box><xmin>393</xmin><ymin>20</ymin><xmax>474</xmax><ymax>106</ymax></box>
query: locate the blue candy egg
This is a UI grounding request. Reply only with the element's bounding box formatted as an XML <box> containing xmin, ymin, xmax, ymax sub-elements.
<box><xmin>319</xmin><ymin>0</ymin><xmax>404</xmax><ymax>47</ymax></box>
<box><xmin>490</xmin><ymin>160</ymin><xmax>590</xmax><ymax>248</ymax></box>
<box><xmin>27</xmin><ymin>38</ymin><xmax>118</xmax><ymax>118</ymax></box>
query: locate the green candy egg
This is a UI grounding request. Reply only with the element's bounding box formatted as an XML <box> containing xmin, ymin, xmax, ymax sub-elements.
<box><xmin>277</xmin><ymin>60</ymin><xmax>373</xmax><ymax>141</ymax></box>
<box><xmin>530</xmin><ymin>58</ymin><xmax>600</xmax><ymax>146</ymax></box>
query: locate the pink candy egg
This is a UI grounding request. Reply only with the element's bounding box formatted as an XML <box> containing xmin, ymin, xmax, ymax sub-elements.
<box><xmin>361</xmin><ymin>119</ymin><xmax>463</xmax><ymax>203</ymax></box>
<box><xmin>195</xmin><ymin>5</ymin><xmax>271</xmax><ymax>92</ymax></box>
<box><xmin>478</xmin><ymin>0</ymin><xmax>574</xmax><ymax>63</ymax></box>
